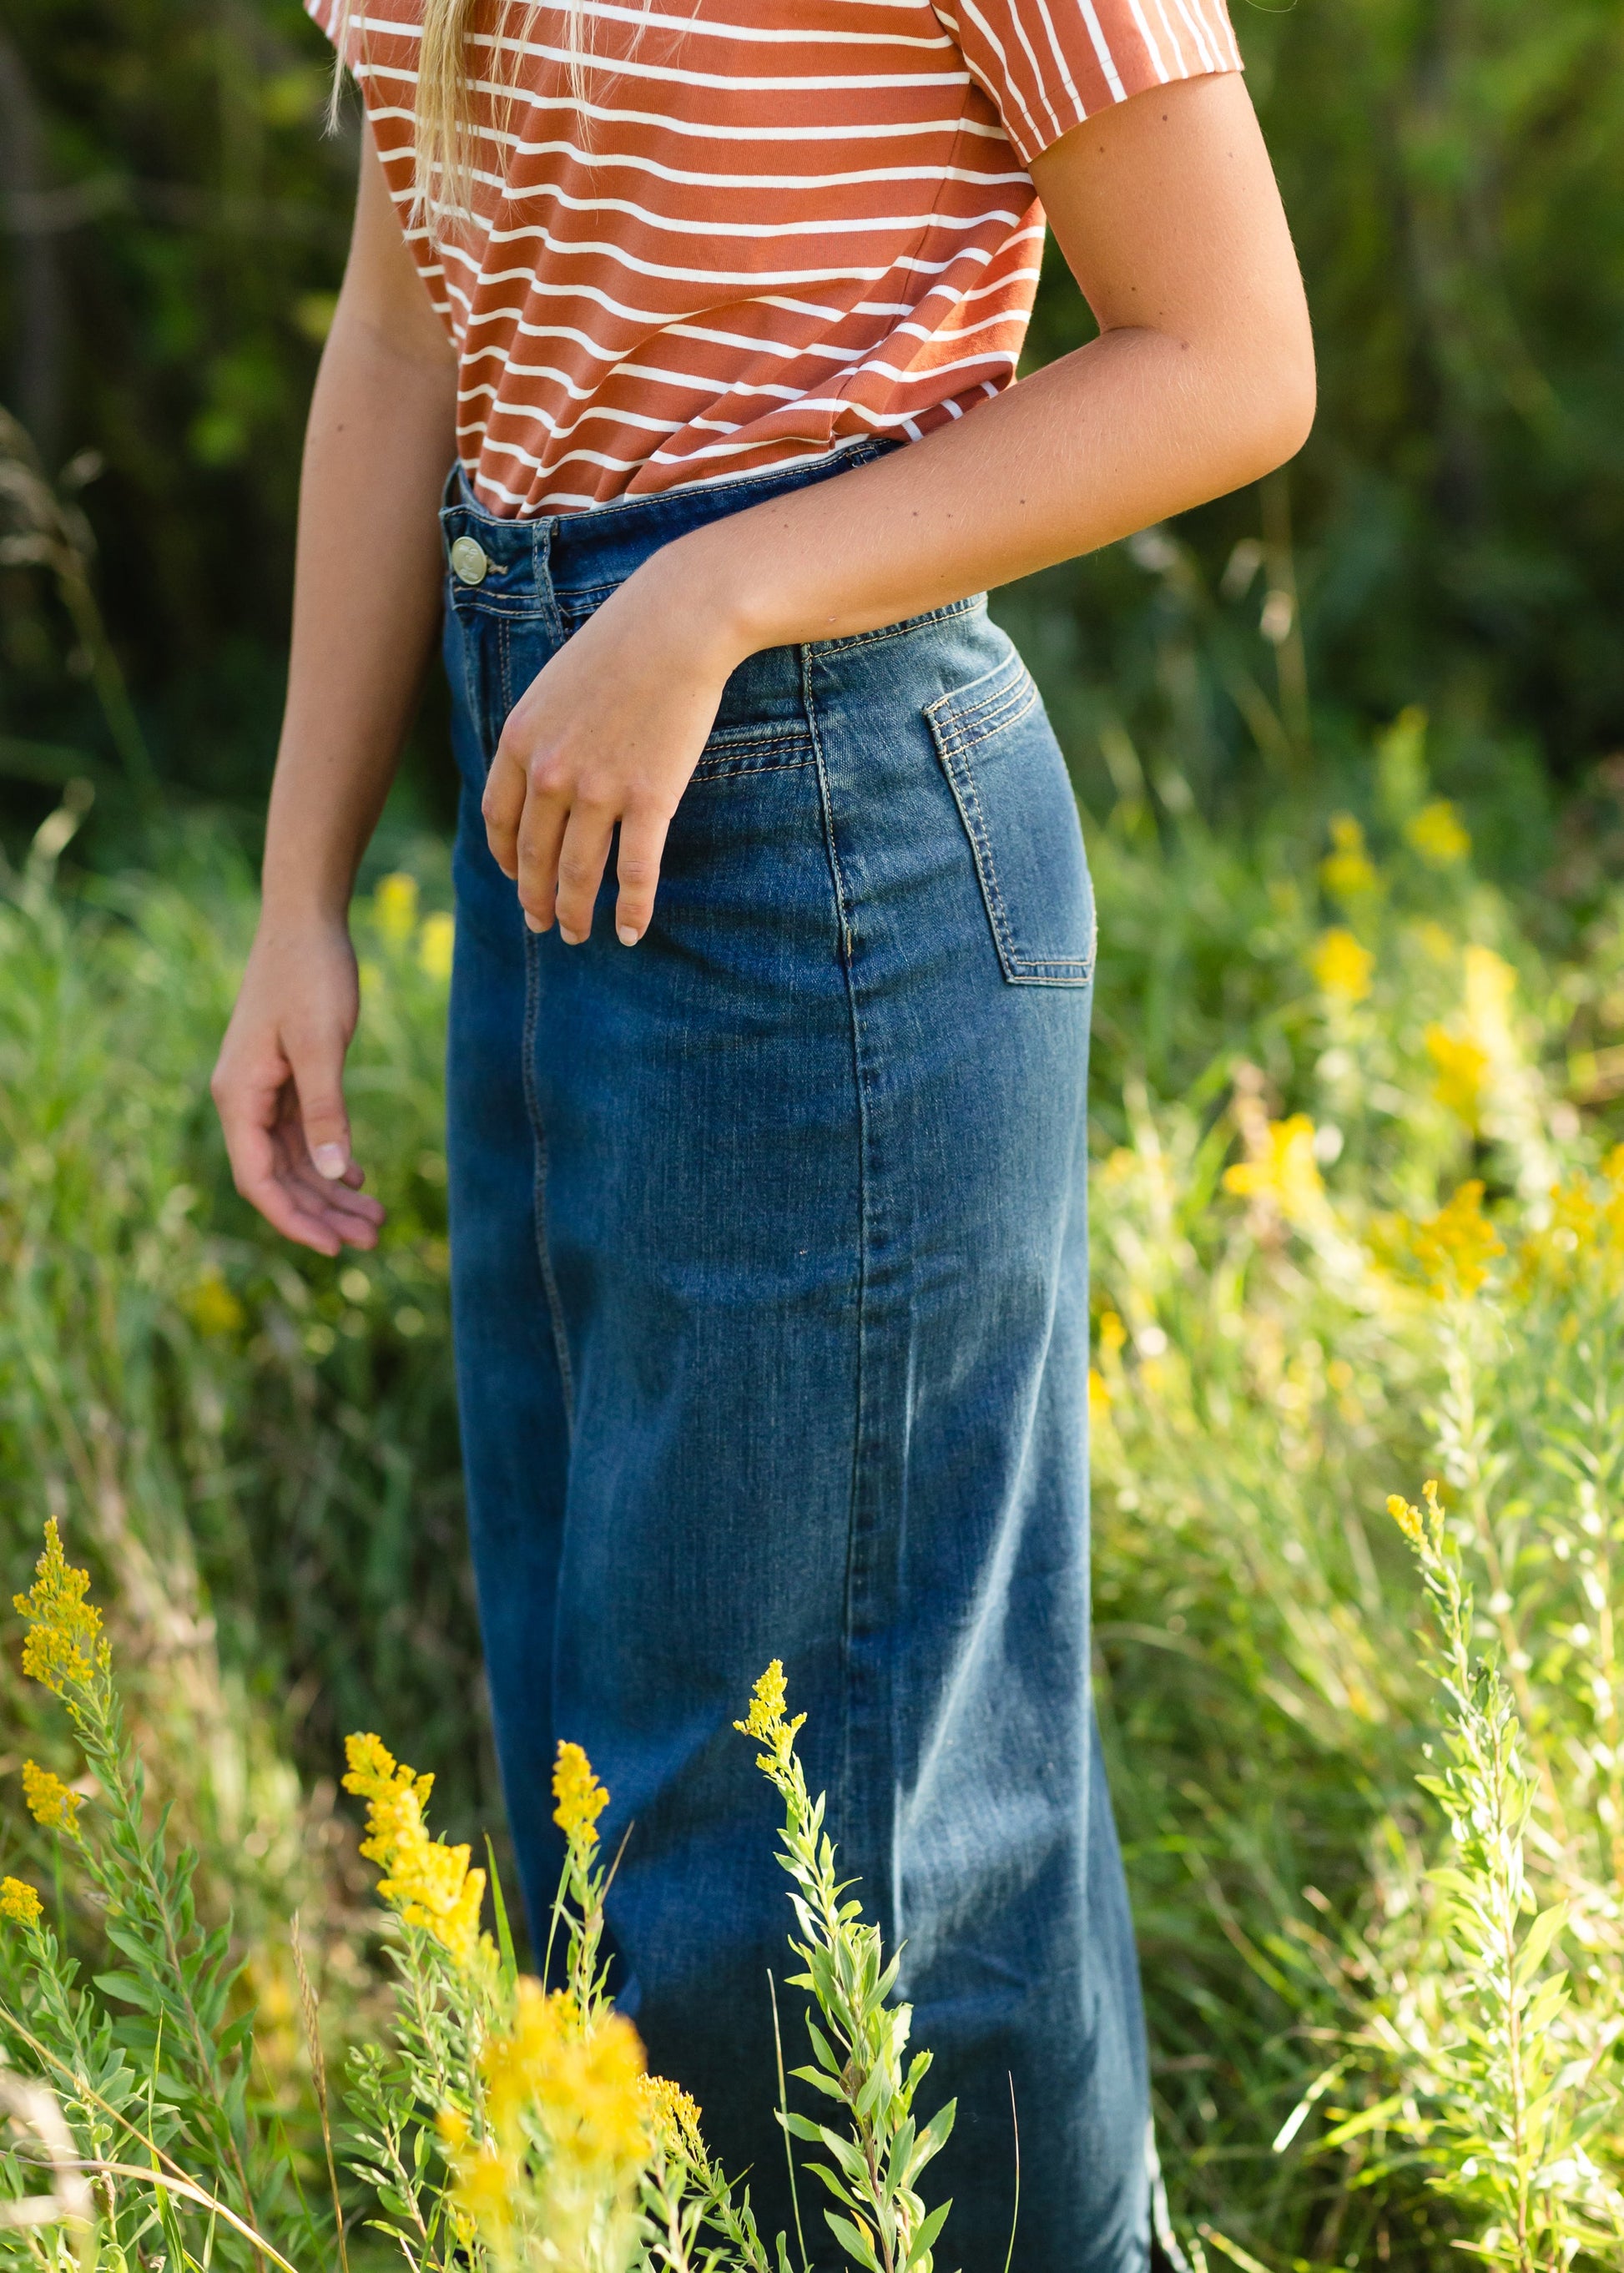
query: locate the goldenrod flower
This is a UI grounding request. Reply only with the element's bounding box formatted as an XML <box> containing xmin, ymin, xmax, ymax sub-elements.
<box><xmin>734</xmin><ymin>1661</ymin><xmax>806</xmax><ymax>1772</ymax></box>
<box><xmin>552</xmin><ymin>1742</ymin><xmax>609</xmax><ymax>1849</ymax></box>
<box><xmin>1387</xmin><ymin>1493</ymin><xmax>1425</xmax><ymax>1547</ymax></box>
<box><xmin>187</xmin><ymin>1272</ymin><xmax>245</xmax><ymax>1338</ymax></box>
<box><xmin>374</xmin><ymin>871</ymin><xmax>419</xmax><ymax>947</ymax></box>
<box><xmin>1222</xmin><ymin>1114</ymin><xmax>1326</xmax><ymax>1227</ymax></box>
<box><xmin>0</xmin><ymin>1877</ymin><xmax>42</xmax><ymax>1928</ymax></box>
<box><xmin>473</xmin><ymin>1977</ymin><xmax>650</xmax><ymax>2179</ymax></box>
<box><xmin>642</xmin><ymin>2075</ymin><xmax>705</xmax><ymax>2163</ymax></box>
<box><xmin>1405</xmin><ymin>799</ymin><xmax>1470</xmax><ymax>867</ymax></box>
<box><xmin>1411</xmin><ymin>1182</ymin><xmax>1503</xmax><ymax>1300</ymax></box>
<box><xmin>14</xmin><ymin>1521</ymin><xmax>108</xmax><ymax>1699</ymax></box>
<box><xmin>1309</xmin><ymin>927</ymin><xmax>1374</xmax><ymax>1005</ymax></box>
<box><xmin>1388</xmin><ymin>1479</ymin><xmax>1443</xmax><ymax>1551</ymax></box>
<box><xmin>22</xmin><ymin>1761</ymin><xmax>83</xmax><ymax>1838</ymax></box>
<box><xmin>1320</xmin><ymin>814</ymin><xmax>1378</xmax><ymax>906</ymax></box>
<box><xmin>343</xmin><ymin>1732</ymin><xmax>487</xmax><ymax>1974</ymax></box>
<box><xmin>1425</xmin><ymin>1026</ymin><xmax>1489</xmax><ymax>1129</ymax></box>
<box><xmin>419</xmin><ymin>912</ymin><xmax>456</xmax><ymax>983</ymax></box>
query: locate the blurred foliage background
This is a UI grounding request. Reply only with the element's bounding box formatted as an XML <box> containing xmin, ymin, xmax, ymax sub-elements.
<box><xmin>6</xmin><ymin>4</ymin><xmax>1624</xmax><ymax>2263</ymax></box>
<box><xmin>3</xmin><ymin>0</ymin><xmax>1624</xmax><ymax>855</ymax></box>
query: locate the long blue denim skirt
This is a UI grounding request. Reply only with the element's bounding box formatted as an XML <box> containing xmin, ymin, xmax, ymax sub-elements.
<box><xmin>441</xmin><ymin>442</ymin><xmax>1152</xmax><ymax>2272</ymax></box>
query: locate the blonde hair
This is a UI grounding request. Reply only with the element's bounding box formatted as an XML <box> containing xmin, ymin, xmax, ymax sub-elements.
<box><xmin>328</xmin><ymin>0</ymin><xmax>593</xmax><ymax>231</ymax></box>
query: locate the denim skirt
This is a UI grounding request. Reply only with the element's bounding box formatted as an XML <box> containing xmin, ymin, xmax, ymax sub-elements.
<box><xmin>440</xmin><ymin>443</ymin><xmax>1152</xmax><ymax>2272</ymax></box>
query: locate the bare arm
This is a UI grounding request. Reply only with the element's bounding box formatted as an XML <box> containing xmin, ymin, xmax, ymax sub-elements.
<box><xmin>212</xmin><ymin>129</ymin><xmax>456</xmax><ymax>1252</ymax></box>
<box><xmin>482</xmin><ymin>71</ymin><xmax>1314</xmax><ymax>946</ymax></box>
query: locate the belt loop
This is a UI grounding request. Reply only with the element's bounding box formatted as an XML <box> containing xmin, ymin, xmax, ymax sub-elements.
<box><xmin>531</xmin><ymin>515</ymin><xmax>566</xmax><ymax>646</ymax></box>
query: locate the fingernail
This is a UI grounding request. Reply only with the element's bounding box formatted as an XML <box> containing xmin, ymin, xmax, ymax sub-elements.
<box><xmin>524</xmin><ymin>913</ymin><xmax>545</xmax><ymax>933</ymax></box>
<box><xmin>558</xmin><ymin>925</ymin><xmax>585</xmax><ymax>946</ymax></box>
<box><xmin>312</xmin><ymin>1143</ymin><xmax>348</xmax><ymax>1181</ymax></box>
<box><xmin>618</xmin><ymin>925</ymin><xmax>640</xmax><ymax>947</ymax></box>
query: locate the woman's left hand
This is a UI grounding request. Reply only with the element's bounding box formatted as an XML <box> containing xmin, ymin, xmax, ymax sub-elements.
<box><xmin>481</xmin><ymin>547</ymin><xmax>741</xmax><ymax>946</ymax></box>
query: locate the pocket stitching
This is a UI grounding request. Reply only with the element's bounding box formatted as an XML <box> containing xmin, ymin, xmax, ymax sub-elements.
<box><xmin>926</xmin><ymin>666</ymin><xmax>1094</xmax><ymax>987</ymax></box>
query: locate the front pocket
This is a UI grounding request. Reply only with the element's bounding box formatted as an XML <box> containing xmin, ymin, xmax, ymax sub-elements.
<box><xmin>925</xmin><ymin>648</ymin><xmax>1096</xmax><ymax>987</ymax></box>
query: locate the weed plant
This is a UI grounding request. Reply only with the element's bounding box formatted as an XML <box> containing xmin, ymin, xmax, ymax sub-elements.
<box><xmin>3</xmin><ymin>710</ymin><xmax>1624</xmax><ymax>2264</ymax></box>
<box><xmin>0</xmin><ymin>1522</ymin><xmax>951</xmax><ymax>2273</ymax></box>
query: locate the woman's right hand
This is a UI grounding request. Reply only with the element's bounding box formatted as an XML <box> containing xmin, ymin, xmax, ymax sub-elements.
<box><xmin>211</xmin><ymin>919</ymin><xmax>386</xmax><ymax>1257</ymax></box>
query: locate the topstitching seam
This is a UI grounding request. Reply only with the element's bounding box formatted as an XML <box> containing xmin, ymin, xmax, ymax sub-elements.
<box><xmin>801</xmin><ymin>643</ymin><xmax>872</xmax><ymax>1862</ymax></box>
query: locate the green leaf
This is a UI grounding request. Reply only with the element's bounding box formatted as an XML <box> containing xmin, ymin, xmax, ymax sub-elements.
<box><xmin>825</xmin><ymin>2212</ymin><xmax>882</xmax><ymax>2272</ymax></box>
<box><xmin>1513</xmin><ymin>1902</ymin><xmax>1569</xmax><ymax>1985</ymax></box>
<box><xmin>94</xmin><ymin>1970</ymin><xmax>162</xmax><ymax>2013</ymax></box>
<box><xmin>904</xmin><ymin>2196</ymin><xmax>952</xmax><ymax>2269</ymax></box>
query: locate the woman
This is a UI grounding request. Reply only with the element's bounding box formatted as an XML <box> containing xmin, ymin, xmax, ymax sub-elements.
<box><xmin>212</xmin><ymin>0</ymin><xmax>1312</xmax><ymax>2252</ymax></box>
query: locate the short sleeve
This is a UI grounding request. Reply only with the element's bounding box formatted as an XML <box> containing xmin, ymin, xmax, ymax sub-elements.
<box><xmin>941</xmin><ymin>0</ymin><xmax>1244</xmax><ymax>167</ymax></box>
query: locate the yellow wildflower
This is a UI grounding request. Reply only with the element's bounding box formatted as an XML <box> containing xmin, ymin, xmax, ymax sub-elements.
<box><xmin>1320</xmin><ymin>814</ymin><xmax>1378</xmax><ymax>906</ymax></box>
<box><xmin>642</xmin><ymin>2076</ymin><xmax>706</xmax><ymax>2164</ymax></box>
<box><xmin>1088</xmin><ymin>1368</ymin><xmax>1111</xmax><ymax>1428</ymax></box>
<box><xmin>1097</xmin><ymin>1309</ymin><xmax>1127</xmax><ymax>1359</ymax></box>
<box><xmin>1405</xmin><ymin>799</ymin><xmax>1470</xmax><ymax>867</ymax></box>
<box><xmin>1516</xmin><ymin>1173</ymin><xmax>1606</xmax><ymax>1292</ymax></box>
<box><xmin>374</xmin><ymin>871</ymin><xmax>419</xmax><ymax>948</ymax></box>
<box><xmin>22</xmin><ymin>1761</ymin><xmax>83</xmax><ymax>1838</ymax></box>
<box><xmin>734</xmin><ymin>1661</ymin><xmax>807</xmax><ymax>1774</ymax></box>
<box><xmin>1309</xmin><ymin>927</ymin><xmax>1374</xmax><ymax>1006</ymax></box>
<box><xmin>419</xmin><ymin>911</ymin><xmax>456</xmax><ymax>983</ymax></box>
<box><xmin>482</xmin><ymin>1978</ymin><xmax>649</xmax><ymax>2175</ymax></box>
<box><xmin>1412</xmin><ymin>920</ymin><xmax>1456</xmax><ymax>966</ymax></box>
<box><xmin>1425</xmin><ymin>1026</ymin><xmax>1489</xmax><ymax>1129</ymax></box>
<box><xmin>552</xmin><ymin>1742</ymin><xmax>610</xmax><ymax>1850</ymax></box>
<box><xmin>187</xmin><ymin>1272</ymin><xmax>245</xmax><ymax>1338</ymax></box>
<box><xmin>1411</xmin><ymin>1182</ymin><xmax>1503</xmax><ymax>1300</ymax></box>
<box><xmin>343</xmin><ymin>1732</ymin><xmax>487</xmax><ymax>1974</ymax></box>
<box><xmin>14</xmin><ymin>1521</ymin><xmax>108</xmax><ymax>1699</ymax></box>
<box><xmin>0</xmin><ymin>1877</ymin><xmax>42</xmax><ymax>1928</ymax></box>
<box><xmin>1388</xmin><ymin>1479</ymin><xmax>1443</xmax><ymax>1551</ymax></box>
<box><xmin>1465</xmin><ymin>945</ymin><xmax>1516</xmax><ymax>1038</ymax></box>
<box><xmin>1222</xmin><ymin>1114</ymin><xmax>1326</xmax><ymax>1227</ymax></box>
<box><xmin>1386</xmin><ymin>1493</ymin><xmax>1425</xmax><ymax>1547</ymax></box>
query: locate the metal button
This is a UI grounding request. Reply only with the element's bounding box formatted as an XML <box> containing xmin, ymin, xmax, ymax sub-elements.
<box><xmin>450</xmin><ymin>535</ymin><xmax>490</xmax><ymax>586</ymax></box>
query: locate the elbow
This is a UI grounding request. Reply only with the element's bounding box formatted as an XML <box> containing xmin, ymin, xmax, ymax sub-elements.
<box><xmin>1236</xmin><ymin>321</ymin><xmax>1317</xmax><ymax>482</ymax></box>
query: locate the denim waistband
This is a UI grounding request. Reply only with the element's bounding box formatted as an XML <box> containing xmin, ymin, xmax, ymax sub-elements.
<box><xmin>438</xmin><ymin>438</ymin><xmax>895</xmax><ymax>608</ymax></box>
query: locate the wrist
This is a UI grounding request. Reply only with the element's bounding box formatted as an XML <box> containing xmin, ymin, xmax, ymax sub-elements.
<box><xmin>638</xmin><ymin>523</ymin><xmax>774</xmax><ymax>670</ymax></box>
<box><xmin>255</xmin><ymin>883</ymin><xmax>353</xmax><ymax>947</ymax></box>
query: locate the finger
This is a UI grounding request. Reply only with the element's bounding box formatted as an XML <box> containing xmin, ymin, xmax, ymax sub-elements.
<box><xmin>280</xmin><ymin>1159</ymin><xmax>386</xmax><ymax>1232</ymax></box>
<box><xmin>552</xmin><ymin>804</ymin><xmax>617</xmax><ymax>945</ymax></box>
<box><xmin>214</xmin><ymin>1057</ymin><xmax>296</xmax><ymax>1214</ymax></box>
<box><xmin>482</xmin><ymin>742</ymin><xmax>529</xmax><ymax>879</ymax></box>
<box><xmin>514</xmin><ymin>777</ymin><xmax>570</xmax><ymax>935</ymax></box>
<box><xmin>613</xmin><ymin>804</ymin><xmax>672</xmax><ymax>945</ymax></box>
<box><xmin>284</xmin><ymin>1026</ymin><xmax>354</xmax><ymax>1182</ymax></box>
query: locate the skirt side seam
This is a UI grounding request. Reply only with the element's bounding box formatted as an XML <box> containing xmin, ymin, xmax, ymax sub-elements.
<box><xmin>802</xmin><ymin>644</ymin><xmax>870</xmax><ymax>1850</ymax></box>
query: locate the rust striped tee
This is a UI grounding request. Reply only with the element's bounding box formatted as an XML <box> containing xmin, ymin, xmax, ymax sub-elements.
<box><xmin>309</xmin><ymin>0</ymin><xmax>1241</xmax><ymax>516</ymax></box>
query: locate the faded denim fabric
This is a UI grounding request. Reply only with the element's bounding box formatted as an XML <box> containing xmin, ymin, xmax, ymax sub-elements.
<box><xmin>441</xmin><ymin>444</ymin><xmax>1152</xmax><ymax>2272</ymax></box>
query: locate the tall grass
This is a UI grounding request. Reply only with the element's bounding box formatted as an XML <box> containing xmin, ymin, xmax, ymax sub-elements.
<box><xmin>1</xmin><ymin>713</ymin><xmax>1623</xmax><ymax>2265</ymax></box>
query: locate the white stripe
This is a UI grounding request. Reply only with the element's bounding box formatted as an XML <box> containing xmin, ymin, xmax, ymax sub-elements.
<box><xmin>1071</xmin><ymin>0</ymin><xmax>1128</xmax><ymax>103</ymax></box>
<box><xmin>358</xmin><ymin>74</ymin><xmax>1010</xmax><ymax>144</ymax></box>
<box><xmin>487</xmin><ymin>1</ymin><xmax>957</xmax><ymax>51</ymax></box>
<box><xmin>954</xmin><ymin>0</ymin><xmax>1054</xmax><ymax>153</ymax></box>
<box><xmin>349</xmin><ymin>18</ymin><xmax>972</xmax><ymax>94</ymax></box>
<box><xmin>477</xmin><ymin>192</ymin><xmax>1026</xmax><ymax>246</ymax></box>
<box><xmin>436</xmin><ymin>223</ymin><xmax>1000</xmax><ymax>293</ymax></box>
<box><xmin>1167</xmin><ymin>0</ymin><xmax>1219</xmax><ymax>73</ymax></box>
<box><xmin>1029</xmin><ymin>0</ymin><xmax>1087</xmax><ymax>122</ymax></box>
<box><xmin>1121</xmin><ymin>0</ymin><xmax>1170</xmax><ymax>82</ymax></box>
<box><xmin>497</xmin><ymin>137</ymin><xmax>1031</xmax><ymax>194</ymax></box>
